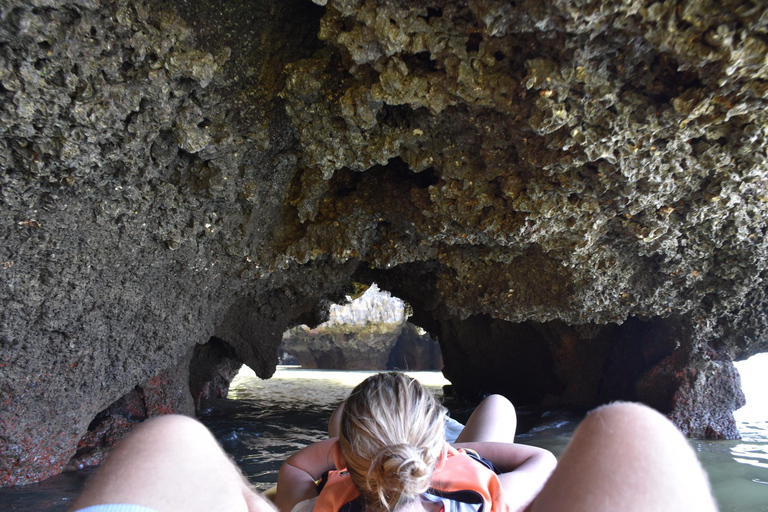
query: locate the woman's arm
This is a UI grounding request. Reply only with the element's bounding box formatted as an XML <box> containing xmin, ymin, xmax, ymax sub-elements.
<box><xmin>452</xmin><ymin>442</ymin><xmax>556</xmax><ymax>512</ymax></box>
<box><xmin>275</xmin><ymin>438</ymin><xmax>342</xmax><ymax>512</ymax></box>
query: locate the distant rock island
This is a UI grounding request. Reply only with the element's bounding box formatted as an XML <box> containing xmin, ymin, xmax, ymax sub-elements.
<box><xmin>280</xmin><ymin>284</ymin><xmax>442</xmax><ymax>370</ymax></box>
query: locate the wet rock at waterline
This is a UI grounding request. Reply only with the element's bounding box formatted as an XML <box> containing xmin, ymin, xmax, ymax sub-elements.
<box><xmin>280</xmin><ymin>320</ymin><xmax>443</xmax><ymax>370</ymax></box>
<box><xmin>189</xmin><ymin>337</ymin><xmax>244</xmax><ymax>413</ymax></box>
<box><xmin>2</xmin><ymin>0</ymin><xmax>768</xmax><ymax>486</ymax></box>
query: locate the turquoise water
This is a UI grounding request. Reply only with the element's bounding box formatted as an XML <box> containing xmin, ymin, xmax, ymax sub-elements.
<box><xmin>0</xmin><ymin>364</ymin><xmax>766</xmax><ymax>510</ymax></box>
<box><xmin>213</xmin><ymin>366</ymin><xmax>768</xmax><ymax>510</ymax></box>
<box><xmin>209</xmin><ymin>365</ymin><xmax>768</xmax><ymax>511</ymax></box>
<box><xmin>711</xmin><ymin>354</ymin><xmax>768</xmax><ymax>510</ymax></box>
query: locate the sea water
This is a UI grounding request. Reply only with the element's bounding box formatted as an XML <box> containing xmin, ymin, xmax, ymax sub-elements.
<box><xmin>711</xmin><ymin>353</ymin><xmax>768</xmax><ymax>510</ymax></box>
<box><xmin>1</xmin><ymin>362</ymin><xmax>766</xmax><ymax>511</ymax></box>
<box><xmin>211</xmin><ymin>365</ymin><xmax>768</xmax><ymax>511</ymax></box>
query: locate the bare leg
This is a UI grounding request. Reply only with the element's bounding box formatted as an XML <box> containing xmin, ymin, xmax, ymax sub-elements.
<box><xmin>529</xmin><ymin>402</ymin><xmax>718</xmax><ymax>512</ymax></box>
<box><xmin>455</xmin><ymin>394</ymin><xmax>517</xmax><ymax>444</ymax></box>
<box><xmin>70</xmin><ymin>415</ymin><xmax>274</xmax><ymax>512</ymax></box>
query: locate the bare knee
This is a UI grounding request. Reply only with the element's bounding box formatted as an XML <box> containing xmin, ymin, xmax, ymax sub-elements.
<box><xmin>480</xmin><ymin>394</ymin><xmax>516</xmax><ymax>413</ymax></box>
<box><xmin>580</xmin><ymin>402</ymin><xmax>676</xmax><ymax>440</ymax></box>
<box><xmin>114</xmin><ymin>414</ymin><xmax>215</xmax><ymax>459</ymax></box>
<box><xmin>457</xmin><ymin>394</ymin><xmax>517</xmax><ymax>444</ymax></box>
<box><xmin>574</xmin><ymin>401</ymin><xmax>708</xmax><ymax>479</ymax></box>
<box><xmin>128</xmin><ymin>414</ymin><xmax>206</xmax><ymax>439</ymax></box>
<box><xmin>588</xmin><ymin>401</ymin><xmax>661</xmax><ymax>419</ymax></box>
<box><xmin>531</xmin><ymin>402</ymin><xmax>716</xmax><ymax>512</ymax></box>
<box><xmin>481</xmin><ymin>394</ymin><xmax>517</xmax><ymax>423</ymax></box>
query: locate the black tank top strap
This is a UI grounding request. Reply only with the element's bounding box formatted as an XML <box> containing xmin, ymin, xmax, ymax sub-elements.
<box><xmin>458</xmin><ymin>448</ymin><xmax>501</xmax><ymax>475</ymax></box>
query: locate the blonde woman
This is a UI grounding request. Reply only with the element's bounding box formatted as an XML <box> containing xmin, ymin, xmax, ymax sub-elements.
<box><xmin>275</xmin><ymin>372</ymin><xmax>556</xmax><ymax>512</ymax></box>
<box><xmin>275</xmin><ymin>372</ymin><xmax>718</xmax><ymax>512</ymax></box>
<box><xmin>70</xmin><ymin>373</ymin><xmax>718</xmax><ymax>512</ymax></box>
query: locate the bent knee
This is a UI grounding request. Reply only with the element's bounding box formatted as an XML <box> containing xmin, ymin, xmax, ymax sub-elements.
<box><xmin>481</xmin><ymin>394</ymin><xmax>515</xmax><ymax>411</ymax></box>
<box><xmin>138</xmin><ymin>413</ymin><xmax>202</xmax><ymax>431</ymax></box>
<box><xmin>582</xmin><ymin>402</ymin><xmax>680</xmax><ymax>439</ymax></box>
<box><xmin>539</xmin><ymin>448</ymin><xmax>558</xmax><ymax>472</ymax></box>
<box><xmin>108</xmin><ymin>414</ymin><xmax>230</xmax><ymax>471</ymax></box>
<box><xmin>125</xmin><ymin>414</ymin><xmax>211</xmax><ymax>446</ymax></box>
<box><xmin>588</xmin><ymin>402</ymin><xmax>667</xmax><ymax>423</ymax></box>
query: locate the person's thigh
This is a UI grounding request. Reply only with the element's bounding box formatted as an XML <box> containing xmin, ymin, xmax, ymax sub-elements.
<box><xmin>529</xmin><ymin>402</ymin><xmax>717</xmax><ymax>512</ymax></box>
<box><xmin>70</xmin><ymin>415</ymin><xmax>273</xmax><ymax>512</ymax></box>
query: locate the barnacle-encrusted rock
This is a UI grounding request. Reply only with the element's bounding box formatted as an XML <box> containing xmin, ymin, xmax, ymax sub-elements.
<box><xmin>281</xmin><ymin>0</ymin><xmax>767</xmax><ymax>437</ymax></box>
<box><xmin>1</xmin><ymin>0</ymin><xmax>768</xmax><ymax>486</ymax></box>
<box><xmin>0</xmin><ymin>0</ymin><xmax>335</xmax><ymax>486</ymax></box>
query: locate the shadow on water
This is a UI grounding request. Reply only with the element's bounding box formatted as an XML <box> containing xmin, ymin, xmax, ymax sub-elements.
<box><xmin>0</xmin><ymin>468</ymin><xmax>95</xmax><ymax>511</ymax></box>
<box><xmin>1</xmin><ymin>366</ymin><xmax>767</xmax><ymax>511</ymax></box>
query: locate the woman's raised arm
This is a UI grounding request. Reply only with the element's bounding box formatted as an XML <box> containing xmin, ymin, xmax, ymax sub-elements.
<box><xmin>452</xmin><ymin>441</ymin><xmax>556</xmax><ymax>512</ymax></box>
<box><xmin>275</xmin><ymin>438</ymin><xmax>343</xmax><ymax>512</ymax></box>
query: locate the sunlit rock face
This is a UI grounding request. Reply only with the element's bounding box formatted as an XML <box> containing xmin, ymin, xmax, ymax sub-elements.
<box><xmin>280</xmin><ymin>284</ymin><xmax>442</xmax><ymax>370</ymax></box>
<box><xmin>1</xmin><ymin>0</ymin><xmax>767</xmax><ymax>485</ymax></box>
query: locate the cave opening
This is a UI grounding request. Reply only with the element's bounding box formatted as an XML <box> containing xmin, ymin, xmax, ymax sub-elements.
<box><xmin>733</xmin><ymin>352</ymin><xmax>768</xmax><ymax>425</ymax></box>
<box><xmin>278</xmin><ymin>282</ymin><xmax>443</xmax><ymax>372</ymax></box>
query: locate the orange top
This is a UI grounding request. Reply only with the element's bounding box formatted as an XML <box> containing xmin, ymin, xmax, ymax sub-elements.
<box><xmin>313</xmin><ymin>444</ymin><xmax>510</xmax><ymax>512</ymax></box>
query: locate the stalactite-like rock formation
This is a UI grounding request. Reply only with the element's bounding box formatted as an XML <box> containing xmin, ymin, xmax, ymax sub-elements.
<box><xmin>1</xmin><ymin>0</ymin><xmax>767</xmax><ymax>485</ymax></box>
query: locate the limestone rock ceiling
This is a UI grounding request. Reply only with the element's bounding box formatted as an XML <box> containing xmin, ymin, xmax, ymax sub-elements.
<box><xmin>282</xmin><ymin>0</ymin><xmax>768</xmax><ymax>328</ymax></box>
<box><xmin>0</xmin><ymin>0</ymin><xmax>766</xmax><ymax>485</ymax></box>
<box><xmin>277</xmin><ymin>0</ymin><xmax>767</xmax><ymax>442</ymax></box>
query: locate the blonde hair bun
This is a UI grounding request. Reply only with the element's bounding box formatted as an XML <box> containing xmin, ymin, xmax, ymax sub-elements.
<box><xmin>372</xmin><ymin>444</ymin><xmax>434</xmax><ymax>499</ymax></box>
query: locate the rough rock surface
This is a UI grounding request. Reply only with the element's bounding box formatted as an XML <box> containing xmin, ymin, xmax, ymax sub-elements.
<box><xmin>387</xmin><ymin>322</ymin><xmax>443</xmax><ymax>371</ymax></box>
<box><xmin>281</xmin><ymin>322</ymin><xmax>400</xmax><ymax>370</ymax></box>
<box><xmin>1</xmin><ymin>0</ymin><xmax>767</xmax><ymax>485</ymax></box>
<box><xmin>279</xmin><ymin>0</ymin><xmax>765</xmax><ymax>438</ymax></box>
<box><xmin>0</xmin><ymin>0</ymin><xmax>348</xmax><ymax>486</ymax></box>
